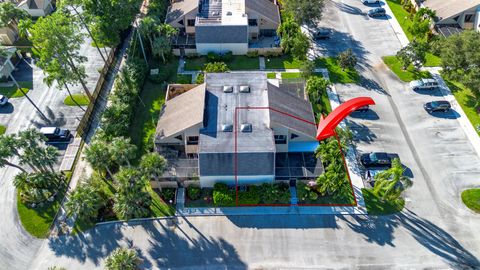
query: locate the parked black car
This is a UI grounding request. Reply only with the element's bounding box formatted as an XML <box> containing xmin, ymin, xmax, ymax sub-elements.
<box><xmin>40</xmin><ymin>127</ymin><xmax>72</xmax><ymax>143</ymax></box>
<box><xmin>360</xmin><ymin>152</ymin><xmax>399</xmax><ymax>168</ymax></box>
<box><xmin>368</xmin><ymin>7</ymin><xmax>386</xmax><ymax>17</ymax></box>
<box><xmin>313</xmin><ymin>28</ymin><xmax>331</xmax><ymax>40</ymax></box>
<box><xmin>355</xmin><ymin>105</ymin><xmax>370</xmax><ymax>112</ymax></box>
<box><xmin>424</xmin><ymin>101</ymin><xmax>451</xmax><ymax>113</ymax></box>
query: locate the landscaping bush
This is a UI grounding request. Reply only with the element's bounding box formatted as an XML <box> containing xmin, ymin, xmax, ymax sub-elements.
<box><xmin>246</xmin><ymin>50</ymin><xmax>259</xmax><ymax>58</ymax></box>
<box><xmin>259</xmin><ymin>183</ymin><xmax>290</xmax><ymax>204</ymax></box>
<box><xmin>187</xmin><ymin>187</ymin><xmax>201</xmax><ymax>200</ymax></box>
<box><xmin>212</xmin><ymin>183</ymin><xmax>261</xmax><ymax>206</ymax></box>
<box><xmin>207</xmin><ymin>51</ymin><xmax>233</xmax><ymax>62</ymax></box>
<box><xmin>204</xmin><ymin>62</ymin><xmax>229</xmax><ymax>73</ymax></box>
<box><xmin>160</xmin><ymin>188</ymin><xmax>176</xmax><ymax>202</ymax></box>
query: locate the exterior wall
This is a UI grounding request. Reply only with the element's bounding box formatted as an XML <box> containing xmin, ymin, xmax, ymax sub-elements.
<box><xmin>434</xmin><ymin>5</ymin><xmax>480</xmax><ymax>31</ymax></box>
<box><xmin>21</xmin><ymin>8</ymin><xmax>46</xmax><ymax>17</ymax></box>
<box><xmin>247</xmin><ymin>47</ymin><xmax>282</xmax><ymax>56</ymax></box>
<box><xmin>0</xmin><ymin>25</ymin><xmax>18</xmax><ymax>45</ymax></box>
<box><xmin>173</xmin><ymin>48</ymin><xmax>197</xmax><ymax>56</ymax></box>
<box><xmin>0</xmin><ymin>60</ymin><xmax>15</xmax><ymax>79</ymax></box>
<box><xmin>272</xmin><ymin>124</ymin><xmax>318</xmax><ymax>153</ymax></box>
<box><xmin>196</xmin><ymin>43</ymin><xmax>248</xmax><ymax>55</ymax></box>
<box><xmin>155</xmin><ymin>124</ymin><xmax>202</xmax><ymax>147</ymax></box>
<box><xmin>200</xmin><ymin>175</ymin><xmax>274</xmax><ymax>188</ymax></box>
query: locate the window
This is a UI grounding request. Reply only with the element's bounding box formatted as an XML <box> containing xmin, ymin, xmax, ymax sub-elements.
<box><xmin>187</xmin><ymin>136</ymin><xmax>199</xmax><ymax>145</ymax></box>
<box><xmin>175</xmin><ymin>135</ymin><xmax>183</xmax><ymax>141</ymax></box>
<box><xmin>248</xmin><ymin>19</ymin><xmax>258</xmax><ymax>26</ymax></box>
<box><xmin>187</xmin><ymin>19</ymin><xmax>195</xmax><ymax>26</ymax></box>
<box><xmin>465</xmin><ymin>14</ymin><xmax>474</xmax><ymax>23</ymax></box>
<box><xmin>178</xmin><ymin>19</ymin><xmax>184</xmax><ymax>25</ymax></box>
<box><xmin>290</xmin><ymin>133</ymin><xmax>299</xmax><ymax>140</ymax></box>
<box><xmin>274</xmin><ymin>135</ymin><xmax>287</xmax><ymax>144</ymax></box>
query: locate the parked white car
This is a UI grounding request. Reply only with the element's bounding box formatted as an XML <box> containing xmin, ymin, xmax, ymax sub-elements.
<box><xmin>409</xmin><ymin>78</ymin><xmax>439</xmax><ymax>91</ymax></box>
<box><xmin>363</xmin><ymin>0</ymin><xmax>380</xmax><ymax>4</ymax></box>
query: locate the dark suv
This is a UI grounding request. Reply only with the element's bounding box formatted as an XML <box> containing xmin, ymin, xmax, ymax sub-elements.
<box><xmin>360</xmin><ymin>152</ymin><xmax>399</xmax><ymax>168</ymax></box>
<box><xmin>313</xmin><ymin>28</ymin><xmax>331</xmax><ymax>40</ymax></box>
<box><xmin>40</xmin><ymin>127</ymin><xmax>72</xmax><ymax>143</ymax></box>
<box><xmin>424</xmin><ymin>101</ymin><xmax>451</xmax><ymax>113</ymax></box>
<box><xmin>367</xmin><ymin>7</ymin><xmax>386</xmax><ymax>17</ymax></box>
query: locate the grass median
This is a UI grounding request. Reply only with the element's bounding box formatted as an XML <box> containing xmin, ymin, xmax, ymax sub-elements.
<box><xmin>461</xmin><ymin>188</ymin><xmax>480</xmax><ymax>213</ymax></box>
<box><xmin>382</xmin><ymin>56</ymin><xmax>431</xmax><ymax>82</ymax></box>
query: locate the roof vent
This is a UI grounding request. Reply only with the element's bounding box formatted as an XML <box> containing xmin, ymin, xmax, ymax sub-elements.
<box><xmin>223</xmin><ymin>85</ymin><xmax>233</xmax><ymax>93</ymax></box>
<box><xmin>221</xmin><ymin>124</ymin><xmax>233</xmax><ymax>132</ymax></box>
<box><xmin>226</xmin><ymin>11</ymin><xmax>232</xmax><ymax>16</ymax></box>
<box><xmin>239</xmin><ymin>85</ymin><xmax>250</xmax><ymax>93</ymax></box>
<box><xmin>240</xmin><ymin>123</ymin><xmax>252</xmax><ymax>133</ymax></box>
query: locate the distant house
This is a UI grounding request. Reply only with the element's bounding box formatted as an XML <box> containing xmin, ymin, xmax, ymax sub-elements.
<box><xmin>154</xmin><ymin>72</ymin><xmax>323</xmax><ymax>187</ymax></box>
<box><xmin>0</xmin><ymin>47</ymin><xmax>20</xmax><ymax>80</ymax></box>
<box><xmin>16</xmin><ymin>0</ymin><xmax>54</xmax><ymax>17</ymax></box>
<box><xmin>416</xmin><ymin>0</ymin><xmax>480</xmax><ymax>36</ymax></box>
<box><xmin>165</xmin><ymin>0</ymin><xmax>281</xmax><ymax>55</ymax></box>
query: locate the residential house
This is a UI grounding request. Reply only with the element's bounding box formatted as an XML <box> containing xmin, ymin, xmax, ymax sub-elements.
<box><xmin>165</xmin><ymin>0</ymin><xmax>281</xmax><ymax>55</ymax></box>
<box><xmin>413</xmin><ymin>0</ymin><xmax>480</xmax><ymax>36</ymax></box>
<box><xmin>16</xmin><ymin>0</ymin><xmax>54</xmax><ymax>17</ymax></box>
<box><xmin>155</xmin><ymin>72</ymin><xmax>323</xmax><ymax>187</ymax></box>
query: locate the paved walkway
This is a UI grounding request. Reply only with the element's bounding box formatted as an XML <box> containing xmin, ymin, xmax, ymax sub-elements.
<box><xmin>259</xmin><ymin>56</ymin><xmax>266</xmax><ymax>70</ymax></box>
<box><xmin>382</xmin><ymin>1</ymin><xmax>410</xmax><ymax>47</ymax></box>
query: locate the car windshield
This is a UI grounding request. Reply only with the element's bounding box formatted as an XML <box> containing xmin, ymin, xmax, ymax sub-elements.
<box><xmin>370</xmin><ymin>152</ymin><xmax>387</xmax><ymax>162</ymax></box>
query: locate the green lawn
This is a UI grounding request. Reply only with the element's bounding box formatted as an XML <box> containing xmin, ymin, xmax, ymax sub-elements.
<box><xmin>315</xmin><ymin>57</ymin><xmax>360</xmax><ymax>84</ymax></box>
<box><xmin>184</xmin><ymin>57</ymin><xmax>208</xmax><ymax>71</ymax></box>
<box><xmin>176</xmin><ymin>74</ymin><xmax>193</xmax><ymax>84</ymax></box>
<box><xmin>0</xmin><ymin>125</ymin><xmax>6</xmax><ymax>135</ymax></box>
<box><xmin>362</xmin><ymin>188</ymin><xmax>405</xmax><ymax>215</ymax></box>
<box><xmin>267</xmin><ymin>72</ymin><xmax>277</xmax><ymax>79</ymax></box>
<box><xmin>382</xmin><ymin>56</ymin><xmax>431</xmax><ymax>82</ymax></box>
<box><xmin>63</xmin><ymin>93</ymin><xmax>90</xmax><ymax>106</ymax></box>
<box><xmin>385</xmin><ymin>0</ymin><xmax>414</xmax><ymax>41</ymax></box>
<box><xmin>425</xmin><ymin>53</ymin><xmax>442</xmax><ymax>67</ymax></box>
<box><xmin>265</xmin><ymin>55</ymin><xmax>303</xmax><ymax>69</ymax></box>
<box><xmin>147</xmin><ymin>185</ymin><xmax>175</xmax><ymax>216</ymax></box>
<box><xmin>443</xmin><ymin>79</ymin><xmax>480</xmax><ymax>135</ymax></box>
<box><xmin>228</xmin><ymin>56</ymin><xmax>260</xmax><ymax>70</ymax></box>
<box><xmin>281</xmin><ymin>72</ymin><xmax>301</xmax><ymax>79</ymax></box>
<box><xmin>461</xmin><ymin>188</ymin><xmax>480</xmax><ymax>213</ymax></box>
<box><xmin>17</xmin><ymin>187</ymin><xmax>67</xmax><ymax>238</ymax></box>
<box><xmin>129</xmin><ymin>81</ymin><xmax>166</xmax><ymax>161</ymax></box>
<box><xmin>0</xmin><ymin>81</ymin><xmax>32</xmax><ymax>98</ymax></box>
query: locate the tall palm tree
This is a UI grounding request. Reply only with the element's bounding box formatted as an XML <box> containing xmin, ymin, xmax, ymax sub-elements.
<box><xmin>139</xmin><ymin>152</ymin><xmax>167</xmax><ymax>181</ymax></box>
<box><xmin>65</xmin><ymin>181</ymin><xmax>103</xmax><ymax>222</ymax></box>
<box><xmin>105</xmin><ymin>247</ymin><xmax>141</xmax><ymax>270</ymax></box>
<box><xmin>113</xmin><ymin>168</ymin><xmax>151</xmax><ymax>220</ymax></box>
<box><xmin>110</xmin><ymin>137</ymin><xmax>136</xmax><ymax>167</ymax></box>
<box><xmin>84</xmin><ymin>137</ymin><xmax>114</xmax><ymax>177</ymax></box>
<box><xmin>373</xmin><ymin>158</ymin><xmax>413</xmax><ymax>201</ymax></box>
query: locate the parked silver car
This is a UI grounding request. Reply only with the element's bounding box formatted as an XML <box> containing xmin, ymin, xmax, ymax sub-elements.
<box><xmin>409</xmin><ymin>78</ymin><xmax>439</xmax><ymax>91</ymax></box>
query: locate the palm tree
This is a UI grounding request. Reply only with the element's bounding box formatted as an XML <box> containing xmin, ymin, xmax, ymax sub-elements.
<box><xmin>110</xmin><ymin>137</ymin><xmax>136</xmax><ymax>167</ymax></box>
<box><xmin>139</xmin><ymin>152</ymin><xmax>167</xmax><ymax>181</ymax></box>
<box><xmin>84</xmin><ymin>137</ymin><xmax>114</xmax><ymax>177</ymax></box>
<box><xmin>105</xmin><ymin>247</ymin><xmax>141</xmax><ymax>270</ymax></box>
<box><xmin>65</xmin><ymin>181</ymin><xmax>103</xmax><ymax>222</ymax></box>
<box><xmin>113</xmin><ymin>168</ymin><xmax>151</xmax><ymax>220</ymax></box>
<box><xmin>373</xmin><ymin>158</ymin><xmax>413</xmax><ymax>201</ymax></box>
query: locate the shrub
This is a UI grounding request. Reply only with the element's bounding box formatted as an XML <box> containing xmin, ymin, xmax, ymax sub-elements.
<box><xmin>187</xmin><ymin>187</ymin><xmax>201</xmax><ymax>200</ymax></box>
<box><xmin>195</xmin><ymin>73</ymin><xmax>205</xmax><ymax>84</ymax></box>
<box><xmin>213</xmin><ymin>190</ymin><xmax>235</xmax><ymax>206</ymax></box>
<box><xmin>204</xmin><ymin>62</ymin><xmax>229</xmax><ymax>73</ymax></box>
<box><xmin>207</xmin><ymin>51</ymin><xmax>222</xmax><ymax>62</ymax></box>
<box><xmin>247</xmin><ymin>50</ymin><xmax>259</xmax><ymax>58</ymax></box>
<box><xmin>160</xmin><ymin>188</ymin><xmax>176</xmax><ymax>201</ymax></box>
<box><xmin>222</xmin><ymin>51</ymin><xmax>233</xmax><ymax>62</ymax></box>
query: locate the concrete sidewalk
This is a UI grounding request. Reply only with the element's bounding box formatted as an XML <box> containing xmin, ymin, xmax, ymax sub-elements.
<box><xmin>382</xmin><ymin>0</ymin><xmax>410</xmax><ymax>47</ymax></box>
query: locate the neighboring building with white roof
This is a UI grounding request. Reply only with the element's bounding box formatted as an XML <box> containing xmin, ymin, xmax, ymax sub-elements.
<box><xmin>155</xmin><ymin>72</ymin><xmax>323</xmax><ymax>187</ymax></box>
<box><xmin>166</xmin><ymin>0</ymin><xmax>281</xmax><ymax>55</ymax></box>
<box><xmin>16</xmin><ymin>0</ymin><xmax>54</xmax><ymax>17</ymax></box>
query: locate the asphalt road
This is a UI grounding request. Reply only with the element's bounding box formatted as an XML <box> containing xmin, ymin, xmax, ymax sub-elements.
<box><xmin>0</xmin><ymin>34</ymin><xmax>108</xmax><ymax>270</ymax></box>
<box><xmin>19</xmin><ymin>0</ymin><xmax>480</xmax><ymax>269</ymax></box>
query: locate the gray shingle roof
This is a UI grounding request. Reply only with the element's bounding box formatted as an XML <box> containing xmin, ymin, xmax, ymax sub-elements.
<box><xmin>245</xmin><ymin>0</ymin><xmax>281</xmax><ymax>25</ymax></box>
<box><xmin>267</xmin><ymin>83</ymin><xmax>317</xmax><ymax>139</ymax></box>
<box><xmin>196</xmin><ymin>25</ymin><xmax>248</xmax><ymax>44</ymax></box>
<box><xmin>155</xmin><ymin>84</ymin><xmax>206</xmax><ymax>140</ymax></box>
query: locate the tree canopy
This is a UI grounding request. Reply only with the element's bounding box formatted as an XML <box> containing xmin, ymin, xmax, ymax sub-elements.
<box><xmin>0</xmin><ymin>2</ymin><xmax>29</xmax><ymax>27</ymax></box>
<box><xmin>277</xmin><ymin>16</ymin><xmax>310</xmax><ymax>60</ymax></box>
<box><xmin>283</xmin><ymin>0</ymin><xmax>325</xmax><ymax>27</ymax></box>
